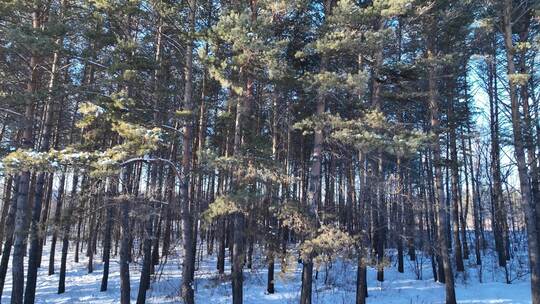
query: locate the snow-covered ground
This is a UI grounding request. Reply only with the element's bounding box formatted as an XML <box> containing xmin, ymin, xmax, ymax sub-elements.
<box><xmin>0</xmin><ymin>240</ymin><xmax>532</xmax><ymax>303</ymax></box>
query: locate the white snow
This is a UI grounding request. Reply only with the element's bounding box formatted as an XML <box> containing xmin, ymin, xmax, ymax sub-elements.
<box><xmin>0</xmin><ymin>240</ymin><xmax>533</xmax><ymax>303</ymax></box>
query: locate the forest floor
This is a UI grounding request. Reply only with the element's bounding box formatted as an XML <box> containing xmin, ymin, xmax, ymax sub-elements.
<box><xmin>0</xmin><ymin>239</ymin><xmax>533</xmax><ymax>303</ymax></box>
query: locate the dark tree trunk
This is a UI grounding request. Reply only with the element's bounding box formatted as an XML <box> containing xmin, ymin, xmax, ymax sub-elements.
<box><xmin>25</xmin><ymin>12</ymin><xmax>64</xmax><ymax>299</ymax></box>
<box><xmin>136</xmin><ymin>206</ymin><xmax>154</xmax><ymax>303</ymax></box>
<box><xmin>49</xmin><ymin>173</ymin><xmax>66</xmax><ymax>275</ymax></box>
<box><xmin>0</xmin><ymin>176</ymin><xmax>19</xmax><ymax>298</ymax></box>
<box><xmin>232</xmin><ymin>212</ymin><xmax>245</xmax><ymax>304</ymax></box>
<box><xmin>37</xmin><ymin>173</ymin><xmax>54</xmax><ymax>269</ymax></box>
<box><xmin>0</xmin><ymin>177</ymin><xmax>13</xmax><ymax>249</ymax></box>
<box><xmin>59</xmin><ymin>174</ymin><xmax>78</xmax><ymax>294</ymax></box>
<box><xmin>355</xmin><ymin>253</ymin><xmax>367</xmax><ymax>304</ymax></box>
<box><xmin>87</xmin><ymin>210</ymin><xmax>97</xmax><ymax>274</ymax></box>
<box><xmin>267</xmin><ymin>252</ymin><xmax>275</xmax><ymax>294</ymax></box>
<box><xmin>12</xmin><ymin>10</ymin><xmax>41</xmax><ymax>303</ymax></box>
<box><xmin>300</xmin><ymin>260</ymin><xmax>314</xmax><ymax>304</ymax></box>
<box><xmin>217</xmin><ymin>218</ymin><xmax>226</xmax><ymax>274</ymax></box>
<box><xmin>74</xmin><ymin>212</ymin><xmax>82</xmax><ymax>263</ymax></box>
<box><xmin>100</xmin><ymin>200</ymin><xmax>114</xmax><ymax>292</ymax></box>
<box><xmin>448</xmin><ymin>85</ymin><xmax>465</xmax><ymax>273</ymax></box>
<box><xmin>180</xmin><ymin>2</ymin><xmax>197</xmax><ymax>303</ymax></box>
<box><xmin>356</xmin><ymin>152</ymin><xmax>369</xmax><ymax>302</ymax></box>
<box><xmin>119</xmin><ymin>197</ymin><xmax>131</xmax><ymax>304</ymax></box>
<box><xmin>427</xmin><ymin>28</ymin><xmax>456</xmax><ymax>304</ymax></box>
<box><xmin>150</xmin><ymin>216</ymin><xmax>161</xmax><ymax>273</ymax></box>
<box><xmin>487</xmin><ymin>39</ymin><xmax>507</xmax><ymax>267</ymax></box>
<box><xmin>300</xmin><ymin>1</ymin><xmax>334</xmax><ymax>298</ymax></box>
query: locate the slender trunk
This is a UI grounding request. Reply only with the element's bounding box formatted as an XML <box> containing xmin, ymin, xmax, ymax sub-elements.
<box><xmin>161</xmin><ymin>168</ymin><xmax>174</xmax><ymax>258</ymax></box>
<box><xmin>502</xmin><ymin>2</ymin><xmax>540</xmax><ymax>302</ymax></box>
<box><xmin>517</xmin><ymin>15</ymin><xmax>540</xmax><ymax>256</ymax></box>
<box><xmin>370</xmin><ymin>22</ymin><xmax>386</xmax><ymax>281</ymax></box>
<box><xmin>267</xmin><ymin>252</ymin><xmax>275</xmax><ymax>294</ymax></box>
<box><xmin>267</xmin><ymin>90</ymin><xmax>279</xmax><ymax>294</ymax></box>
<box><xmin>427</xmin><ymin>33</ymin><xmax>456</xmax><ymax>304</ymax></box>
<box><xmin>180</xmin><ymin>2</ymin><xmax>196</xmax><ymax>303</ymax></box>
<box><xmin>37</xmin><ymin>173</ymin><xmax>54</xmax><ymax>268</ymax></box>
<box><xmin>150</xmin><ymin>216</ymin><xmax>161</xmax><ymax>273</ymax></box>
<box><xmin>459</xmin><ymin>126</ymin><xmax>470</xmax><ymax>261</ymax></box>
<box><xmin>0</xmin><ymin>176</ymin><xmax>19</xmax><ymax>298</ymax></box>
<box><xmin>100</xmin><ymin>196</ymin><xmax>114</xmax><ymax>292</ymax></box>
<box><xmin>48</xmin><ymin>173</ymin><xmax>66</xmax><ymax>275</ymax></box>
<box><xmin>300</xmin><ymin>2</ymin><xmax>335</xmax><ymax>301</ymax></box>
<box><xmin>488</xmin><ymin>48</ymin><xmax>507</xmax><ymax>267</ymax></box>
<box><xmin>58</xmin><ymin>174</ymin><xmax>78</xmax><ymax>294</ymax></box>
<box><xmin>87</xmin><ymin>209</ymin><xmax>97</xmax><ymax>273</ymax></box>
<box><xmin>397</xmin><ymin>158</ymin><xmax>404</xmax><ymax>273</ymax></box>
<box><xmin>0</xmin><ymin>177</ymin><xmax>13</xmax><ymax>248</ymax></box>
<box><xmin>136</xmin><ymin>204</ymin><xmax>154</xmax><ymax>303</ymax></box>
<box><xmin>119</xmin><ymin>196</ymin><xmax>131</xmax><ymax>304</ymax></box>
<box><xmin>217</xmin><ymin>218</ymin><xmax>226</xmax><ymax>274</ymax></box>
<box><xmin>11</xmin><ymin>10</ymin><xmax>41</xmax><ymax>304</ymax></box>
<box><xmin>74</xmin><ymin>213</ymin><xmax>82</xmax><ymax>263</ymax></box>
<box><xmin>448</xmin><ymin>86</ymin><xmax>464</xmax><ymax>272</ymax></box>
<box><xmin>25</xmin><ymin>8</ymin><xmax>65</xmax><ymax>298</ymax></box>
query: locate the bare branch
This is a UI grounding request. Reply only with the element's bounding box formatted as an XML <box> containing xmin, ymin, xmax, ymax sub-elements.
<box><xmin>0</xmin><ymin>107</ymin><xmax>23</xmax><ymax>117</ymax></box>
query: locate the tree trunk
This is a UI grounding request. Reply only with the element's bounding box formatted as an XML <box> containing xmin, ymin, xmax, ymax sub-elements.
<box><xmin>100</xmin><ymin>196</ymin><xmax>114</xmax><ymax>292</ymax></box>
<box><xmin>25</xmin><ymin>9</ymin><xmax>64</xmax><ymax>298</ymax></box>
<box><xmin>119</xmin><ymin>197</ymin><xmax>131</xmax><ymax>304</ymax></box>
<box><xmin>300</xmin><ymin>1</ymin><xmax>335</xmax><ymax>300</ymax></box>
<box><xmin>0</xmin><ymin>177</ymin><xmax>13</xmax><ymax>249</ymax></box>
<box><xmin>300</xmin><ymin>260</ymin><xmax>314</xmax><ymax>304</ymax></box>
<box><xmin>11</xmin><ymin>9</ymin><xmax>41</xmax><ymax>304</ymax></box>
<box><xmin>355</xmin><ymin>253</ymin><xmax>367</xmax><ymax>304</ymax></box>
<box><xmin>427</xmin><ymin>30</ymin><xmax>456</xmax><ymax>304</ymax></box>
<box><xmin>217</xmin><ymin>218</ymin><xmax>226</xmax><ymax>274</ymax></box>
<box><xmin>487</xmin><ymin>45</ymin><xmax>507</xmax><ymax>267</ymax></box>
<box><xmin>0</xmin><ymin>176</ymin><xmax>19</xmax><ymax>298</ymax></box>
<box><xmin>59</xmin><ymin>174</ymin><xmax>78</xmax><ymax>294</ymax></box>
<box><xmin>448</xmin><ymin>85</ymin><xmax>465</xmax><ymax>272</ymax></box>
<box><xmin>87</xmin><ymin>208</ymin><xmax>97</xmax><ymax>274</ymax></box>
<box><xmin>502</xmin><ymin>2</ymin><xmax>540</xmax><ymax>302</ymax></box>
<box><xmin>136</xmin><ymin>205</ymin><xmax>154</xmax><ymax>303</ymax></box>
<box><xmin>180</xmin><ymin>2</ymin><xmax>197</xmax><ymax>303</ymax></box>
<box><xmin>49</xmin><ymin>173</ymin><xmax>66</xmax><ymax>275</ymax></box>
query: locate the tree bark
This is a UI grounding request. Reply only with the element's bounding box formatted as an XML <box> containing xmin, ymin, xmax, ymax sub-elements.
<box><xmin>0</xmin><ymin>177</ymin><xmax>13</xmax><ymax>249</ymax></box>
<box><xmin>59</xmin><ymin>174</ymin><xmax>78</xmax><ymax>294</ymax></box>
<box><xmin>49</xmin><ymin>173</ymin><xmax>66</xmax><ymax>275</ymax></box>
<box><xmin>136</xmin><ymin>203</ymin><xmax>154</xmax><ymax>303</ymax></box>
<box><xmin>0</xmin><ymin>176</ymin><xmax>19</xmax><ymax>298</ymax></box>
<box><xmin>300</xmin><ymin>2</ymin><xmax>335</xmax><ymax>301</ymax></box>
<box><xmin>502</xmin><ymin>2</ymin><xmax>540</xmax><ymax>302</ymax></box>
<box><xmin>119</xmin><ymin>196</ymin><xmax>131</xmax><ymax>304</ymax></box>
<box><xmin>25</xmin><ymin>7</ymin><xmax>65</xmax><ymax>299</ymax></box>
<box><xmin>11</xmin><ymin>9</ymin><xmax>41</xmax><ymax>304</ymax></box>
<box><xmin>180</xmin><ymin>2</ymin><xmax>197</xmax><ymax>303</ymax></box>
<box><xmin>487</xmin><ymin>46</ymin><xmax>507</xmax><ymax>267</ymax></box>
<box><xmin>100</xmin><ymin>193</ymin><xmax>114</xmax><ymax>292</ymax></box>
<box><xmin>448</xmin><ymin>84</ymin><xmax>465</xmax><ymax>272</ymax></box>
<box><xmin>427</xmin><ymin>30</ymin><xmax>456</xmax><ymax>304</ymax></box>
